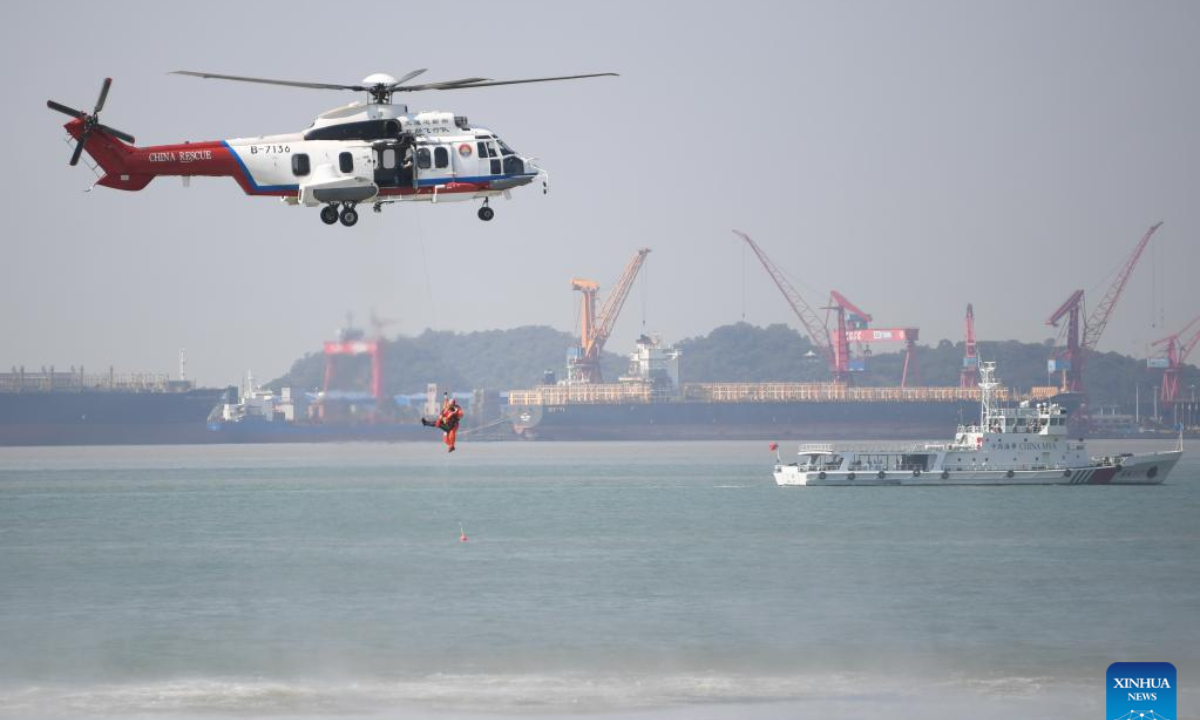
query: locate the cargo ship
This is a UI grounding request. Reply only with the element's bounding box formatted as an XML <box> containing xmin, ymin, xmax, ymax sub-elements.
<box><xmin>0</xmin><ymin>368</ymin><xmax>224</xmax><ymax>446</ymax></box>
<box><xmin>503</xmin><ymin>336</ymin><xmax>1061</xmax><ymax>441</ymax></box>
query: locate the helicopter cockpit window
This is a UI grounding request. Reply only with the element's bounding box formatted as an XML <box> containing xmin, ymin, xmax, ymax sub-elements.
<box><xmin>339</xmin><ymin>152</ymin><xmax>353</xmax><ymax>173</ymax></box>
<box><xmin>292</xmin><ymin>153</ymin><xmax>310</xmax><ymax>176</ymax></box>
<box><xmin>416</xmin><ymin>147</ymin><xmax>431</xmax><ymax>169</ymax></box>
<box><xmin>434</xmin><ymin>146</ymin><xmax>449</xmax><ymax>169</ymax></box>
<box><xmin>497</xmin><ymin>139</ymin><xmax>516</xmax><ymax>156</ymax></box>
<box><xmin>476</xmin><ymin>141</ymin><xmax>497</xmax><ymax>158</ymax></box>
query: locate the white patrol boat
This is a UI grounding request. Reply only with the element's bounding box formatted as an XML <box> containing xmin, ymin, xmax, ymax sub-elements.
<box><xmin>774</xmin><ymin>362</ymin><xmax>1183</xmax><ymax>487</ymax></box>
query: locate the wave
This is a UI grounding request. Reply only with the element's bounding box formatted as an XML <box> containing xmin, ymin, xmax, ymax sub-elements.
<box><xmin>0</xmin><ymin>672</ymin><xmax>1111</xmax><ymax>718</ymax></box>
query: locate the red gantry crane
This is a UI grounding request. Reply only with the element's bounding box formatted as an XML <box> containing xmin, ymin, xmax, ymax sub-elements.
<box><xmin>1046</xmin><ymin>222</ymin><xmax>1162</xmax><ymax>394</ymax></box>
<box><xmin>1149</xmin><ymin>314</ymin><xmax>1200</xmax><ymax>409</ymax></box>
<box><xmin>568</xmin><ymin>248</ymin><xmax>651</xmax><ymax>383</ymax></box>
<box><xmin>322</xmin><ymin>312</ymin><xmax>388</xmax><ymax>419</ymax></box>
<box><xmin>829</xmin><ymin>290</ymin><xmax>920</xmax><ymax>387</ymax></box>
<box><xmin>960</xmin><ymin>303</ymin><xmax>980</xmax><ymax>388</ymax></box>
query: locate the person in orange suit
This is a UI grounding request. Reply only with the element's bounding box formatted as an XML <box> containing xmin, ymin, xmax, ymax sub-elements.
<box><xmin>422</xmin><ymin>394</ymin><xmax>465</xmax><ymax>452</ymax></box>
<box><xmin>439</xmin><ymin>398</ymin><xmax>464</xmax><ymax>452</ymax></box>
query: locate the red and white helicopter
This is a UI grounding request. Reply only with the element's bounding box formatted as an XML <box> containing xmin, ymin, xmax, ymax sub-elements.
<box><xmin>48</xmin><ymin>70</ymin><xmax>616</xmax><ymax>227</ymax></box>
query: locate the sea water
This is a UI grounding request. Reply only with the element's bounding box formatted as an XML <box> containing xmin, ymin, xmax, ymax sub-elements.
<box><xmin>0</xmin><ymin>440</ymin><xmax>1196</xmax><ymax>719</ymax></box>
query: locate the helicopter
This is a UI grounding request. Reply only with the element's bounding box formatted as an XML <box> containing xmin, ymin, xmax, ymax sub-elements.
<box><xmin>47</xmin><ymin>69</ymin><xmax>617</xmax><ymax>227</ymax></box>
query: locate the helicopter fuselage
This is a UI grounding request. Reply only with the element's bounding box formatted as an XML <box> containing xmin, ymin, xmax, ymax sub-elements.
<box><xmin>62</xmin><ymin>101</ymin><xmax>542</xmax><ymax>221</ymax></box>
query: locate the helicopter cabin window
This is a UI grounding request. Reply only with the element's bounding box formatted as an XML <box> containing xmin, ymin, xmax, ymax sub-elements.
<box><xmin>416</xmin><ymin>147</ymin><xmax>432</xmax><ymax>169</ymax></box>
<box><xmin>292</xmin><ymin>153</ymin><xmax>310</xmax><ymax>176</ymax></box>
<box><xmin>380</xmin><ymin>148</ymin><xmax>396</xmax><ymax>170</ymax></box>
<box><xmin>434</xmin><ymin>146</ymin><xmax>449</xmax><ymax>169</ymax></box>
<box><xmin>339</xmin><ymin>152</ymin><xmax>353</xmax><ymax>173</ymax></box>
<box><xmin>304</xmin><ymin>119</ymin><xmax>402</xmax><ymax>142</ymax></box>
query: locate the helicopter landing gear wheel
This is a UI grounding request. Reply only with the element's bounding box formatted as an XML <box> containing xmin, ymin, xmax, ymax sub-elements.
<box><xmin>477</xmin><ymin>205</ymin><xmax>495</xmax><ymax>222</ymax></box>
<box><xmin>320</xmin><ymin>205</ymin><xmax>339</xmax><ymax>225</ymax></box>
<box><xmin>339</xmin><ymin>203</ymin><xmax>359</xmax><ymax>227</ymax></box>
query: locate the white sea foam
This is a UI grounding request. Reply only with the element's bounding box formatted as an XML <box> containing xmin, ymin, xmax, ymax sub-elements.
<box><xmin>0</xmin><ymin>672</ymin><xmax>1125</xmax><ymax>718</ymax></box>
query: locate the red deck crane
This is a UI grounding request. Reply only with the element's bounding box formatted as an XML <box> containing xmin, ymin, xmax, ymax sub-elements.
<box><xmin>960</xmin><ymin>303</ymin><xmax>980</xmax><ymax>388</ymax></box>
<box><xmin>569</xmin><ymin>248</ymin><xmax>651</xmax><ymax>383</ymax></box>
<box><xmin>1150</xmin><ymin>314</ymin><xmax>1200</xmax><ymax>408</ymax></box>
<box><xmin>733</xmin><ymin>230</ymin><xmax>841</xmax><ymax>380</ymax></box>
<box><xmin>1046</xmin><ymin>222</ymin><xmax>1163</xmax><ymax>394</ymax></box>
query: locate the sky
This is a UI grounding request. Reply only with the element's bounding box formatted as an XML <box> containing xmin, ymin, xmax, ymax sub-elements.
<box><xmin>2</xmin><ymin>0</ymin><xmax>1197</xmax><ymax>388</ymax></box>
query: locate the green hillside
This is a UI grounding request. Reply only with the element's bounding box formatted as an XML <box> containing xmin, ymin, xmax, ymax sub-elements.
<box><xmin>270</xmin><ymin>322</ymin><xmax>1198</xmax><ymax>415</ymax></box>
<box><xmin>269</xmin><ymin>326</ymin><xmax>624</xmax><ymax>395</ymax></box>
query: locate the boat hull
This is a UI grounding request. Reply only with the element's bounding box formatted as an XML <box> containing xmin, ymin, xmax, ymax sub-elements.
<box><xmin>775</xmin><ymin>450</ymin><xmax>1181</xmax><ymax>487</ymax></box>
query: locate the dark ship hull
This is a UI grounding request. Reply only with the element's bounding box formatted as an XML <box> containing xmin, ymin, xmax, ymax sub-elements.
<box><xmin>506</xmin><ymin>398</ymin><xmax>982</xmax><ymax>441</ymax></box>
<box><xmin>0</xmin><ymin>389</ymin><xmax>226</xmax><ymax>446</ymax></box>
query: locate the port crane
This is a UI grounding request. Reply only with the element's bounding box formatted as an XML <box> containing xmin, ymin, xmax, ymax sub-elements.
<box><xmin>321</xmin><ymin>311</ymin><xmax>393</xmax><ymax>418</ymax></box>
<box><xmin>829</xmin><ymin>290</ymin><xmax>920</xmax><ymax>387</ymax></box>
<box><xmin>1149</xmin><ymin>314</ymin><xmax>1200</xmax><ymax>410</ymax></box>
<box><xmin>733</xmin><ymin>230</ymin><xmax>840</xmax><ymax>378</ymax></box>
<box><xmin>1046</xmin><ymin>222</ymin><xmax>1162</xmax><ymax>396</ymax></box>
<box><xmin>733</xmin><ymin>231</ymin><xmax>918</xmax><ymax>385</ymax></box>
<box><xmin>960</xmin><ymin>304</ymin><xmax>980</xmax><ymax>388</ymax></box>
<box><xmin>568</xmin><ymin>248</ymin><xmax>651</xmax><ymax>383</ymax></box>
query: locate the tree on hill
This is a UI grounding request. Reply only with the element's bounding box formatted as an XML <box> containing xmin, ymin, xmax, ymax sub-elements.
<box><xmin>268</xmin><ymin>325</ymin><xmax>625</xmax><ymax>394</ymax></box>
<box><xmin>268</xmin><ymin>322</ymin><xmax>1198</xmax><ymax>416</ymax></box>
<box><xmin>675</xmin><ymin>322</ymin><xmax>826</xmax><ymax>383</ymax></box>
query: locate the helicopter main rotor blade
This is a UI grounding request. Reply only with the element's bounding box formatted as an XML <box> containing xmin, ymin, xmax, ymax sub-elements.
<box><xmin>170</xmin><ymin>70</ymin><xmax>364</xmax><ymax>92</ymax></box>
<box><xmin>97</xmin><ymin>124</ymin><xmax>136</xmax><ymax>144</ymax></box>
<box><xmin>94</xmin><ymin>77</ymin><xmax>112</xmax><ymax>114</ymax></box>
<box><xmin>386</xmin><ymin>68</ymin><xmax>428</xmax><ymax>89</ymax></box>
<box><xmin>47</xmin><ymin>100</ymin><xmax>87</xmax><ymax>119</ymax></box>
<box><xmin>397</xmin><ymin>72</ymin><xmax>619</xmax><ymax>91</ymax></box>
<box><xmin>395</xmin><ymin>77</ymin><xmax>492</xmax><ymax>92</ymax></box>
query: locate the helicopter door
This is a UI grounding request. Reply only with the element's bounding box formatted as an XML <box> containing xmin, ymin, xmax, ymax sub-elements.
<box><xmin>413</xmin><ymin>145</ymin><xmax>433</xmax><ymax>188</ymax></box>
<box><xmin>374</xmin><ymin>145</ymin><xmax>399</xmax><ymax>187</ymax></box>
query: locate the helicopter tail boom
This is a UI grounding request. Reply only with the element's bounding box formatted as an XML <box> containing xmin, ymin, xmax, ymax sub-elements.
<box><xmin>61</xmin><ymin>118</ymin><xmax>154</xmax><ymax>190</ymax></box>
<box><xmin>62</xmin><ymin>119</ymin><xmax>269</xmax><ymax>193</ymax></box>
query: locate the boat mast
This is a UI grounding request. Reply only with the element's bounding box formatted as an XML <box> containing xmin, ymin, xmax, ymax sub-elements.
<box><xmin>979</xmin><ymin>361</ymin><xmax>998</xmax><ymax>429</ymax></box>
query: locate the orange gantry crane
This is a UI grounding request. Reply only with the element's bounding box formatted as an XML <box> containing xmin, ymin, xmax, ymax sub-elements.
<box><xmin>1149</xmin><ymin>314</ymin><xmax>1200</xmax><ymax>409</ymax></box>
<box><xmin>568</xmin><ymin>248</ymin><xmax>651</xmax><ymax>383</ymax></box>
<box><xmin>1046</xmin><ymin>222</ymin><xmax>1162</xmax><ymax>394</ymax></box>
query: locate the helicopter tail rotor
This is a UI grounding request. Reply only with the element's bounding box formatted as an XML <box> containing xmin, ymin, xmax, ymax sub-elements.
<box><xmin>47</xmin><ymin>78</ymin><xmax>137</xmax><ymax>166</ymax></box>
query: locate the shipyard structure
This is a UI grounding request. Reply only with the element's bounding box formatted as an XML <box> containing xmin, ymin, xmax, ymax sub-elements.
<box><xmin>3</xmin><ymin>223</ymin><xmax>1192</xmax><ymax>446</ymax></box>
<box><xmin>504</xmin><ymin>245</ymin><xmax>1027</xmax><ymax>441</ymax></box>
<box><xmin>504</xmin><ymin>334</ymin><xmax>1037</xmax><ymax>440</ymax></box>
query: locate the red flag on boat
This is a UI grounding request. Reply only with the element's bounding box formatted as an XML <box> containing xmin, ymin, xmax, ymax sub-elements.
<box><xmin>769</xmin><ymin>442</ymin><xmax>779</xmax><ymax>451</ymax></box>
